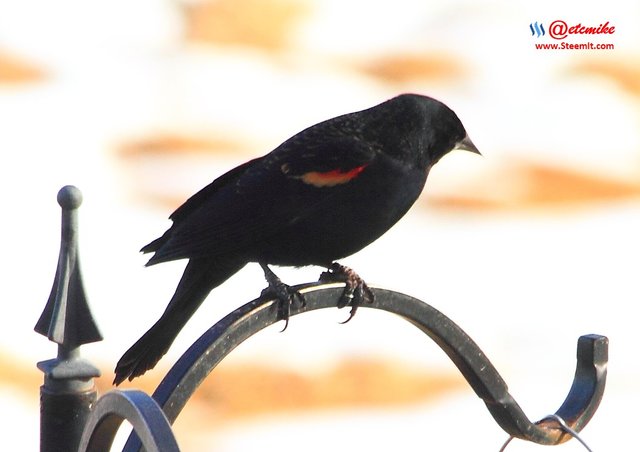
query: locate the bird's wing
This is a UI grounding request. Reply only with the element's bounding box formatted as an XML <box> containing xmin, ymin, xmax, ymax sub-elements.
<box><xmin>146</xmin><ymin>135</ymin><xmax>379</xmax><ymax>264</ymax></box>
<box><xmin>275</xmin><ymin>134</ymin><xmax>377</xmax><ymax>187</ymax></box>
<box><xmin>140</xmin><ymin>157</ymin><xmax>261</xmax><ymax>255</ymax></box>
<box><xmin>169</xmin><ymin>157</ymin><xmax>263</xmax><ymax>223</ymax></box>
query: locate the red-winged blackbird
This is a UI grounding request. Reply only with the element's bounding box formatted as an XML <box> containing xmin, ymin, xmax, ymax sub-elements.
<box><xmin>114</xmin><ymin>93</ymin><xmax>479</xmax><ymax>385</ymax></box>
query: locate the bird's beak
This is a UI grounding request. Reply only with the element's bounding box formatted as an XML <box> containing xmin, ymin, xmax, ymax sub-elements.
<box><xmin>454</xmin><ymin>134</ymin><xmax>481</xmax><ymax>155</ymax></box>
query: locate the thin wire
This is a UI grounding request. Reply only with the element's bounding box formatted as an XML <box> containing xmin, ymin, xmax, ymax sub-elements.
<box><xmin>498</xmin><ymin>414</ymin><xmax>594</xmax><ymax>452</ymax></box>
<box><xmin>498</xmin><ymin>436</ymin><xmax>513</xmax><ymax>452</ymax></box>
<box><xmin>543</xmin><ymin>414</ymin><xmax>594</xmax><ymax>452</ymax></box>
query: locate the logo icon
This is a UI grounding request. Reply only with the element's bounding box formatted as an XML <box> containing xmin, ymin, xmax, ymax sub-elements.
<box><xmin>530</xmin><ymin>22</ymin><xmax>545</xmax><ymax>37</ymax></box>
<box><xmin>548</xmin><ymin>20</ymin><xmax>568</xmax><ymax>39</ymax></box>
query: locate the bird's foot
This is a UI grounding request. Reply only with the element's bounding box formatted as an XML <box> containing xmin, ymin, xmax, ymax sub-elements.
<box><xmin>319</xmin><ymin>263</ymin><xmax>374</xmax><ymax>323</ymax></box>
<box><xmin>260</xmin><ymin>264</ymin><xmax>305</xmax><ymax>331</ymax></box>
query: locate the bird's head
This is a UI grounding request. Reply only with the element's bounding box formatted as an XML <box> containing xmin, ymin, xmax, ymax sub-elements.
<box><xmin>364</xmin><ymin>93</ymin><xmax>480</xmax><ymax>169</ymax></box>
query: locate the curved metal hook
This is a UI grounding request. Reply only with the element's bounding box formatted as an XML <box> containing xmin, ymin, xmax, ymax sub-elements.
<box><xmin>78</xmin><ymin>390</ymin><xmax>179</xmax><ymax>452</ymax></box>
<box><xmin>124</xmin><ymin>283</ymin><xmax>607</xmax><ymax>450</ymax></box>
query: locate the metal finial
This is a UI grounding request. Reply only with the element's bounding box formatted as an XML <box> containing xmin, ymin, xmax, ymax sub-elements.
<box><xmin>35</xmin><ymin>185</ymin><xmax>102</xmax><ymax>350</ymax></box>
<box><xmin>36</xmin><ymin>186</ymin><xmax>103</xmax><ymax>452</ymax></box>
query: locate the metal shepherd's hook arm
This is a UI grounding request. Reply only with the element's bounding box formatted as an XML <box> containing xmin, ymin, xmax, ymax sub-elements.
<box><xmin>124</xmin><ymin>283</ymin><xmax>607</xmax><ymax>451</ymax></box>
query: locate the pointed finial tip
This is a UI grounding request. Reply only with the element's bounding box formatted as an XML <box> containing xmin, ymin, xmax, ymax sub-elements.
<box><xmin>57</xmin><ymin>185</ymin><xmax>83</xmax><ymax>210</ymax></box>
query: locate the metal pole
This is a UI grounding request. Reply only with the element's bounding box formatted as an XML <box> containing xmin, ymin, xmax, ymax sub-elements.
<box><xmin>35</xmin><ymin>186</ymin><xmax>103</xmax><ymax>452</ymax></box>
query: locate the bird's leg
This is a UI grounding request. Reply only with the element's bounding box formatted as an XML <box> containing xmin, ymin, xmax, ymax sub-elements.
<box><xmin>319</xmin><ymin>263</ymin><xmax>374</xmax><ymax>323</ymax></box>
<box><xmin>260</xmin><ymin>263</ymin><xmax>305</xmax><ymax>331</ymax></box>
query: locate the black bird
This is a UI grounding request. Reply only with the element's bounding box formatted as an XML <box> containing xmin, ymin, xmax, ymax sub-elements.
<box><xmin>114</xmin><ymin>93</ymin><xmax>479</xmax><ymax>385</ymax></box>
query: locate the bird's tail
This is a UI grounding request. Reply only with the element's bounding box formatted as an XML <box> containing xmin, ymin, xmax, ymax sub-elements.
<box><xmin>113</xmin><ymin>258</ymin><xmax>245</xmax><ymax>385</ymax></box>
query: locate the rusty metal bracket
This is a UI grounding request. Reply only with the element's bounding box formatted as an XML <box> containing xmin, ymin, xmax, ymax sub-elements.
<box><xmin>123</xmin><ymin>283</ymin><xmax>607</xmax><ymax>451</ymax></box>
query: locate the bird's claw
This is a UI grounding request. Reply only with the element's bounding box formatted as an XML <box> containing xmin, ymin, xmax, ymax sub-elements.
<box><xmin>319</xmin><ymin>263</ymin><xmax>374</xmax><ymax>323</ymax></box>
<box><xmin>260</xmin><ymin>265</ymin><xmax>305</xmax><ymax>331</ymax></box>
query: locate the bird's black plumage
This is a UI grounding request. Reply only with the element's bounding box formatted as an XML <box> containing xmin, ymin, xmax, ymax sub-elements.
<box><xmin>114</xmin><ymin>93</ymin><xmax>479</xmax><ymax>385</ymax></box>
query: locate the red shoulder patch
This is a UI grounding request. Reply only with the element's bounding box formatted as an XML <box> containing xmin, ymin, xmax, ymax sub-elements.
<box><xmin>291</xmin><ymin>164</ymin><xmax>369</xmax><ymax>187</ymax></box>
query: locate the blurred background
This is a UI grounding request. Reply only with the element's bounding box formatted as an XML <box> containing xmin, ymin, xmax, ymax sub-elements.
<box><xmin>2</xmin><ymin>0</ymin><xmax>639</xmax><ymax>450</ymax></box>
